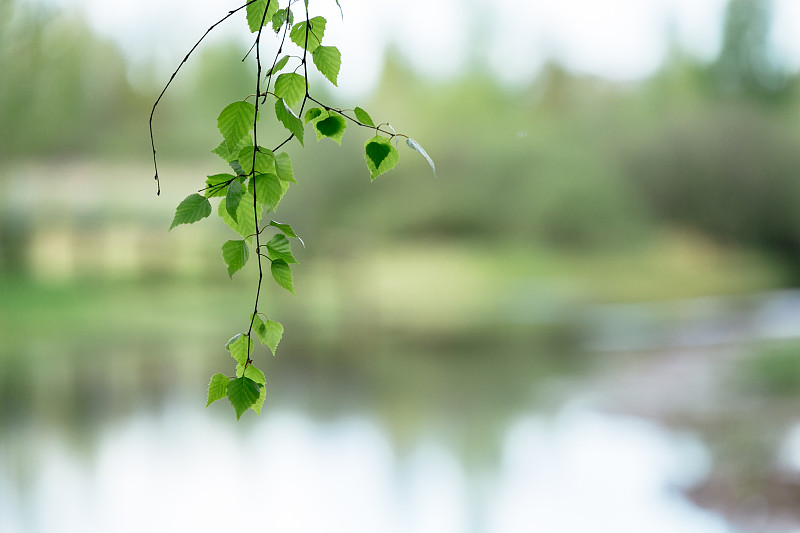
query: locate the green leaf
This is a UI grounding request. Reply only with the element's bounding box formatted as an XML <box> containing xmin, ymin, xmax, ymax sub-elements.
<box><xmin>304</xmin><ymin>107</ymin><xmax>324</xmax><ymax>124</ymax></box>
<box><xmin>170</xmin><ymin>194</ymin><xmax>212</xmax><ymax>230</ymax></box>
<box><xmin>249</xmin><ymin>173</ymin><xmax>285</xmax><ymax>212</ymax></box>
<box><xmin>274</xmin><ymin>73</ymin><xmax>305</xmax><ymax>108</ymax></box>
<box><xmin>205</xmin><ymin>174</ymin><xmax>234</xmax><ymax>198</ymax></box>
<box><xmin>275</xmin><ymin>152</ymin><xmax>296</xmax><ymax>183</ymax></box>
<box><xmin>312</xmin><ymin>46</ymin><xmax>341</xmax><ymax>86</ymax></box>
<box><xmin>238</xmin><ymin>146</ymin><xmax>276</xmax><ymax>175</ymax></box>
<box><xmin>225</xmin><ymin>179</ymin><xmax>245</xmax><ymax>222</ymax></box>
<box><xmin>212</xmin><ymin>141</ymin><xmax>235</xmax><ymax>162</ymax></box>
<box><xmin>213</xmin><ymin>134</ymin><xmax>251</xmax><ymax>163</ymax></box>
<box><xmin>290</xmin><ymin>16</ymin><xmax>327</xmax><ymax>52</ymax></box>
<box><xmin>229</xmin><ymin>160</ymin><xmax>245</xmax><ymax>177</ymax></box>
<box><xmin>227</xmin><ymin>377</ymin><xmax>262</xmax><ymax>420</ymax></box>
<box><xmin>271</xmin><ymin>259</ymin><xmax>295</xmax><ymax>294</ymax></box>
<box><xmin>251</xmin><ymin>386</ymin><xmax>266</xmax><ymax>415</ymax></box>
<box><xmin>226</xmin><ymin>333</ymin><xmax>254</xmax><ymax>366</ymax></box>
<box><xmin>265</xmin><ymin>55</ymin><xmax>290</xmax><ymax>77</ymax></box>
<box><xmin>354</xmin><ymin>106</ymin><xmax>375</xmax><ymax>127</ymax></box>
<box><xmin>217</xmin><ymin>101</ymin><xmax>255</xmax><ymax>146</ymax></box>
<box><xmin>268</xmin><ymin>220</ymin><xmax>298</xmax><ymax>238</ymax></box>
<box><xmin>253</xmin><ymin>315</ymin><xmax>284</xmax><ymax>355</ymax></box>
<box><xmin>274</xmin><ymin>98</ymin><xmax>304</xmax><ymax>146</ymax></box>
<box><xmin>218</xmin><ymin>191</ymin><xmax>261</xmax><ymax>240</ymax></box>
<box><xmin>314</xmin><ymin>115</ymin><xmax>346</xmax><ymax>144</ymax></box>
<box><xmin>364</xmin><ymin>136</ymin><xmax>400</xmax><ymax>180</ymax></box>
<box><xmin>246</xmin><ymin>0</ymin><xmax>279</xmax><ymax>33</ymax></box>
<box><xmin>272</xmin><ymin>8</ymin><xmax>293</xmax><ymax>32</ymax></box>
<box><xmin>222</xmin><ymin>240</ymin><xmax>249</xmax><ymax>278</ymax></box>
<box><xmin>406</xmin><ymin>137</ymin><xmax>436</xmax><ymax>177</ymax></box>
<box><xmin>269</xmin><ymin>221</ymin><xmax>304</xmax><ymax>247</ymax></box>
<box><xmin>266</xmin><ymin>234</ymin><xmax>297</xmax><ymax>264</ymax></box>
<box><xmin>236</xmin><ymin>362</ymin><xmax>266</xmax><ymax>386</ymax></box>
<box><xmin>206</xmin><ymin>373</ymin><xmax>230</xmax><ymax>407</ymax></box>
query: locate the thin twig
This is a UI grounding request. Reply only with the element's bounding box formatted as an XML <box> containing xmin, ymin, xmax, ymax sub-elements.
<box><xmin>306</xmin><ymin>95</ymin><xmax>407</xmax><ymax>139</ymax></box>
<box><xmin>149</xmin><ymin>0</ymin><xmax>258</xmax><ymax>196</ymax></box>
<box><xmin>244</xmin><ymin>0</ymin><xmax>275</xmax><ymax>368</ymax></box>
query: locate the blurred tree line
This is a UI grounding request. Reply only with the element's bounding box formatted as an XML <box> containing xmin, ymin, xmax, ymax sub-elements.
<box><xmin>0</xmin><ymin>0</ymin><xmax>148</xmax><ymax>158</ymax></box>
<box><xmin>3</xmin><ymin>0</ymin><xmax>800</xmax><ymax>280</ymax></box>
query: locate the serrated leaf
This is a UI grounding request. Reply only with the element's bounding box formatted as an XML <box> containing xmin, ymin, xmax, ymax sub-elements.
<box><xmin>246</xmin><ymin>0</ymin><xmax>279</xmax><ymax>33</ymax></box>
<box><xmin>206</xmin><ymin>373</ymin><xmax>230</xmax><ymax>407</ymax></box>
<box><xmin>212</xmin><ymin>141</ymin><xmax>235</xmax><ymax>162</ymax></box>
<box><xmin>212</xmin><ymin>135</ymin><xmax>251</xmax><ymax>163</ymax></box>
<box><xmin>229</xmin><ymin>160</ymin><xmax>245</xmax><ymax>177</ymax></box>
<box><xmin>265</xmin><ymin>55</ymin><xmax>290</xmax><ymax>77</ymax></box>
<box><xmin>238</xmin><ymin>146</ymin><xmax>276</xmax><ymax>175</ymax></box>
<box><xmin>272</xmin><ymin>8</ymin><xmax>293</xmax><ymax>32</ymax></box>
<box><xmin>170</xmin><ymin>194</ymin><xmax>212</xmax><ymax>230</ymax></box>
<box><xmin>304</xmin><ymin>107</ymin><xmax>324</xmax><ymax>124</ymax></box>
<box><xmin>250</xmin><ymin>173</ymin><xmax>285</xmax><ymax>212</ymax></box>
<box><xmin>354</xmin><ymin>106</ymin><xmax>374</xmax><ymax>127</ymax></box>
<box><xmin>236</xmin><ymin>362</ymin><xmax>266</xmax><ymax>386</ymax></box>
<box><xmin>275</xmin><ymin>152</ymin><xmax>296</xmax><ymax>183</ymax></box>
<box><xmin>274</xmin><ymin>73</ymin><xmax>305</xmax><ymax>108</ymax></box>
<box><xmin>271</xmin><ymin>259</ymin><xmax>295</xmax><ymax>294</ymax></box>
<box><xmin>364</xmin><ymin>136</ymin><xmax>399</xmax><ymax>180</ymax></box>
<box><xmin>254</xmin><ymin>315</ymin><xmax>284</xmax><ymax>355</ymax></box>
<box><xmin>251</xmin><ymin>386</ymin><xmax>266</xmax><ymax>415</ymax></box>
<box><xmin>225</xmin><ymin>179</ymin><xmax>245</xmax><ymax>222</ymax></box>
<box><xmin>217</xmin><ymin>101</ymin><xmax>255</xmax><ymax>146</ymax></box>
<box><xmin>266</xmin><ymin>234</ymin><xmax>297</xmax><ymax>264</ymax></box>
<box><xmin>226</xmin><ymin>333</ymin><xmax>254</xmax><ymax>366</ymax></box>
<box><xmin>366</xmin><ymin>142</ymin><xmax>390</xmax><ymax>169</ymax></box>
<box><xmin>406</xmin><ymin>137</ymin><xmax>437</xmax><ymax>176</ymax></box>
<box><xmin>274</xmin><ymin>98</ymin><xmax>304</xmax><ymax>146</ymax></box>
<box><xmin>211</xmin><ymin>133</ymin><xmax>253</xmax><ymax>163</ymax></box>
<box><xmin>312</xmin><ymin>46</ymin><xmax>341</xmax><ymax>86</ymax></box>
<box><xmin>222</xmin><ymin>239</ymin><xmax>249</xmax><ymax>278</ymax></box>
<box><xmin>218</xmin><ymin>191</ymin><xmax>261</xmax><ymax>240</ymax></box>
<box><xmin>205</xmin><ymin>174</ymin><xmax>234</xmax><ymax>198</ymax></box>
<box><xmin>314</xmin><ymin>115</ymin><xmax>346</xmax><ymax>144</ymax></box>
<box><xmin>290</xmin><ymin>16</ymin><xmax>326</xmax><ymax>52</ymax></box>
<box><xmin>227</xmin><ymin>377</ymin><xmax>262</xmax><ymax>420</ymax></box>
<box><xmin>269</xmin><ymin>221</ymin><xmax>304</xmax><ymax>247</ymax></box>
<box><xmin>251</xmin><ymin>313</ymin><xmax>267</xmax><ymax>341</ymax></box>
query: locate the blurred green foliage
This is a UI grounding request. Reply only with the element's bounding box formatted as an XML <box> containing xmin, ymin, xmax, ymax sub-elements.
<box><xmin>738</xmin><ymin>341</ymin><xmax>800</xmax><ymax>396</ymax></box>
<box><xmin>3</xmin><ymin>0</ymin><xmax>800</xmax><ymax>490</ymax></box>
<box><xmin>0</xmin><ymin>0</ymin><xmax>147</xmax><ymax>158</ymax></box>
<box><xmin>711</xmin><ymin>0</ymin><xmax>794</xmax><ymax>100</ymax></box>
<box><xmin>2</xmin><ymin>0</ymin><xmax>800</xmax><ymax>283</ymax></box>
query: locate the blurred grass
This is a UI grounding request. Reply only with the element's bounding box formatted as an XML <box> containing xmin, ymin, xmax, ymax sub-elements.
<box><xmin>737</xmin><ymin>341</ymin><xmax>800</xmax><ymax>396</ymax></box>
<box><xmin>0</xmin><ymin>233</ymin><xmax>783</xmax><ymax>351</ymax></box>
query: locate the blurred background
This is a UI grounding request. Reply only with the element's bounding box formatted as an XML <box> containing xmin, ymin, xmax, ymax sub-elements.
<box><xmin>3</xmin><ymin>0</ymin><xmax>800</xmax><ymax>531</ymax></box>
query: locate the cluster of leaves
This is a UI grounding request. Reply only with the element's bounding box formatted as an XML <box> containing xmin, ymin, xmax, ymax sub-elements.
<box><xmin>153</xmin><ymin>0</ymin><xmax>434</xmax><ymax>419</ymax></box>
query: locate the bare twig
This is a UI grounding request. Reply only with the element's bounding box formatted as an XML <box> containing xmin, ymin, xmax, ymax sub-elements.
<box><xmin>149</xmin><ymin>0</ymin><xmax>258</xmax><ymax>196</ymax></box>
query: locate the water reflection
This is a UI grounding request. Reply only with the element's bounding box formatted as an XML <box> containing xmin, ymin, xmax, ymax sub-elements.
<box><xmin>1</xmin><ymin>404</ymin><xmax>729</xmax><ymax>533</ymax></box>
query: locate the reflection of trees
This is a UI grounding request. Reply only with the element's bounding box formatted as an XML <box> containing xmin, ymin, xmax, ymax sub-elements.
<box><xmin>711</xmin><ymin>0</ymin><xmax>790</xmax><ymax>100</ymax></box>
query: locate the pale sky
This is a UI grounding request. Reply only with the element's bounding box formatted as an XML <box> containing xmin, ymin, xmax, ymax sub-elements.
<box><xmin>40</xmin><ymin>0</ymin><xmax>800</xmax><ymax>97</ymax></box>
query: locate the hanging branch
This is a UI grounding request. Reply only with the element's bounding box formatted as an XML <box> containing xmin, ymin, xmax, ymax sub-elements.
<box><xmin>152</xmin><ymin>0</ymin><xmax>436</xmax><ymax>420</ymax></box>
<box><xmin>149</xmin><ymin>0</ymin><xmax>259</xmax><ymax>196</ymax></box>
